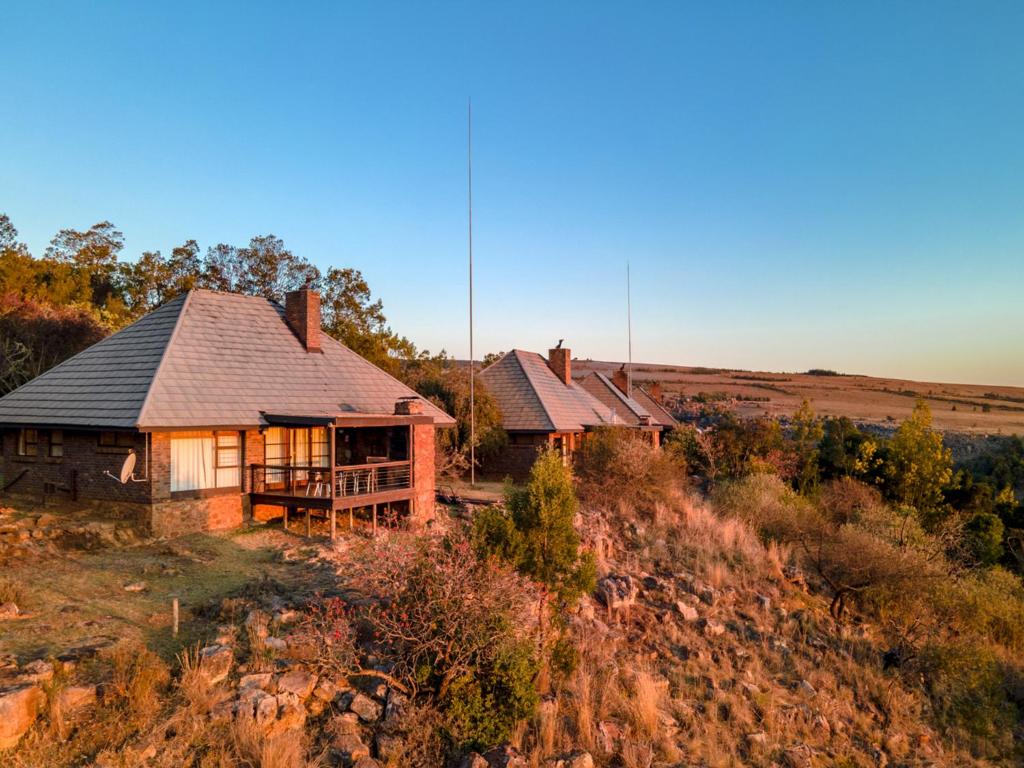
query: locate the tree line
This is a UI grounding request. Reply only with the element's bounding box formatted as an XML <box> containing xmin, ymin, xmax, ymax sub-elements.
<box><xmin>0</xmin><ymin>213</ymin><xmax>505</xmax><ymax>470</ymax></box>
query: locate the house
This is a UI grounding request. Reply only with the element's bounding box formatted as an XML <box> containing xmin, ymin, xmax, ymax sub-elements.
<box><xmin>477</xmin><ymin>346</ymin><xmax>625</xmax><ymax>479</ymax></box>
<box><xmin>601</xmin><ymin>366</ymin><xmax>679</xmax><ymax>431</ymax></box>
<box><xmin>0</xmin><ymin>289</ymin><xmax>454</xmax><ymax>537</ymax></box>
<box><xmin>576</xmin><ymin>371</ymin><xmax>664</xmax><ymax>446</ymax></box>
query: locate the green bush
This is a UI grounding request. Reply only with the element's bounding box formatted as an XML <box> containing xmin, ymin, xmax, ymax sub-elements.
<box><xmin>963</xmin><ymin>511</ymin><xmax>1005</xmax><ymax>566</ymax></box>
<box><xmin>919</xmin><ymin>641</ymin><xmax>1019</xmax><ymax>759</ymax></box>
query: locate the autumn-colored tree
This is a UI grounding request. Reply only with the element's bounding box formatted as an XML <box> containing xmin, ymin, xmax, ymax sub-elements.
<box><xmin>0</xmin><ymin>293</ymin><xmax>107</xmax><ymax>395</ymax></box>
<box><xmin>884</xmin><ymin>400</ymin><xmax>953</xmax><ymax>523</ymax></box>
<box><xmin>791</xmin><ymin>399</ymin><xmax>824</xmax><ymax>493</ymax></box>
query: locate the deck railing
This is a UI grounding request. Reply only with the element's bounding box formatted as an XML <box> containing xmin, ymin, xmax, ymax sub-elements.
<box><xmin>250</xmin><ymin>460</ymin><xmax>412</xmax><ymax>500</ymax></box>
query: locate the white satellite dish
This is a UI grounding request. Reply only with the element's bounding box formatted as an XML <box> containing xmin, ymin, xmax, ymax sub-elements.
<box><xmin>105</xmin><ymin>449</ymin><xmax>145</xmax><ymax>483</ymax></box>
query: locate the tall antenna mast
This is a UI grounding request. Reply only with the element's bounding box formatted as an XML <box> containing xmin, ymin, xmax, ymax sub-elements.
<box><xmin>468</xmin><ymin>98</ymin><xmax>476</xmax><ymax>488</ymax></box>
<box><xmin>627</xmin><ymin>261</ymin><xmax>633</xmax><ymax>397</ymax></box>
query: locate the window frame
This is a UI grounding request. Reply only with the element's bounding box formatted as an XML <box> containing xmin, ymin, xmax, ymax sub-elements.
<box><xmin>48</xmin><ymin>429</ymin><xmax>64</xmax><ymax>458</ymax></box>
<box><xmin>17</xmin><ymin>428</ymin><xmax>38</xmax><ymax>457</ymax></box>
<box><xmin>98</xmin><ymin>431</ymin><xmax>135</xmax><ymax>453</ymax></box>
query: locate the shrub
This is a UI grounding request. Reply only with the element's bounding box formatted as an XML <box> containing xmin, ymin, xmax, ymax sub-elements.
<box><xmin>352</xmin><ymin>534</ymin><xmax>541</xmax><ymax>752</ymax></box>
<box><xmin>963</xmin><ymin>511</ymin><xmax>1005</xmax><ymax>566</ymax></box>
<box><xmin>575</xmin><ymin>428</ymin><xmax>685</xmax><ymax>512</ymax></box>
<box><xmin>919</xmin><ymin>641</ymin><xmax>1019</xmax><ymax>758</ymax></box>
<box><xmin>480</xmin><ymin>449</ymin><xmax>596</xmax><ymax>607</ymax></box>
<box><xmin>293</xmin><ymin>595</ymin><xmax>358</xmax><ymax>677</ymax></box>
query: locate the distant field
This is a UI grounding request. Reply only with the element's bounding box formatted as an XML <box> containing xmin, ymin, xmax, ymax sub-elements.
<box><xmin>574</xmin><ymin>360</ymin><xmax>1024</xmax><ymax>435</ymax></box>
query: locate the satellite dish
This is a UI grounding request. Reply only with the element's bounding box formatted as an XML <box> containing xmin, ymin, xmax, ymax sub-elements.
<box><xmin>119</xmin><ymin>451</ymin><xmax>137</xmax><ymax>483</ymax></box>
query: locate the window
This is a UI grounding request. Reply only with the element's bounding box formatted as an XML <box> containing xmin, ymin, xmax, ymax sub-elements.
<box><xmin>17</xmin><ymin>429</ymin><xmax>38</xmax><ymax>457</ymax></box>
<box><xmin>170</xmin><ymin>431</ymin><xmax>241</xmax><ymax>492</ymax></box>
<box><xmin>48</xmin><ymin>430</ymin><xmax>63</xmax><ymax>458</ymax></box>
<box><xmin>215</xmin><ymin>432</ymin><xmax>240</xmax><ymax>487</ymax></box>
<box><xmin>99</xmin><ymin>431</ymin><xmax>134</xmax><ymax>451</ymax></box>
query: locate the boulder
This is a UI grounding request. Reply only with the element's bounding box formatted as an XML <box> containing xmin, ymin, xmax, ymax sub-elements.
<box><xmin>239</xmin><ymin>672</ymin><xmax>274</xmax><ymax>692</ymax></box>
<box><xmin>349</xmin><ymin>692</ymin><xmax>382</xmax><ymax>722</ymax></box>
<box><xmin>596</xmin><ymin>575</ymin><xmax>638</xmax><ymax>612</ymax></box>
<box><xmin>57</xmin><ymin>684</ymin><xmax>98</xmax><ymax>715</ymax></box>
<box><xmin>483</xmin><ymin>745</ymin><xmax>528</xmax><ymax>768</ymax></box>
<box><xmin>331</xmin><ymin>733</ymin><xmax>370</xmax><ymax>764</ymax></box>
<box><xmin>277</xmin><ymin>669</ymin><xmax>318</xmax><ymax>699</ymax></box>
<box><xmin>545</xmin><ymin>752</ymin><xmax>594</xmax><ymax>768</ymax></box>
<box><xmin>122</xmin><ymin>581</ymin><xmax>147</xmax><ymax>593</ymax></box>
<box><xmin>697</xmin><ymin>618</ymin><xmax>725</xmax><ymax>637</ymax></box>
<box><xmin>199</xmin><ymin>645</ymin><xmax>233</xmax><ymax>684</ymax></box>
<box><xmin>459</xmin><ymin>754</ymin><xmax>489</xmax><ymax>768</ymax></box>
<box><xmin>269</xmin><ymin>692</ymin><xmax>306</xmax><ymax>734</ymax></box>
<box><xmin>0</xmin><ymin>684</ymin><xmax>44</xmax><ymax>750</ymax></box>
<box><xmin>18</xmin><ymin>660</ymin><xmax>54</xmax><ymax>684</ymax></box>
<box><xmin>674</xmin><ymin>601</ymin><xmax>699</xmax><ymax>622</ymax></box>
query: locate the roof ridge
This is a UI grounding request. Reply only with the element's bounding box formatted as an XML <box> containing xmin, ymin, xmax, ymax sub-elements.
<box><xmin>511</xmin><ymin>350</ymin><xmax>557</xmax><ymax>432</ymax></box>
<box><xmin>135</xmin><ymin>291</ymin><xmax>195</xmax><ymax>427</ymax></box>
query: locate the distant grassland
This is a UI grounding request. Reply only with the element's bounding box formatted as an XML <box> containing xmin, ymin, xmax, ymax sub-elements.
<box><xmin>576</xmin><ymin>360</ymin><xmax>1024</xmax><ymax>435</ymax></box>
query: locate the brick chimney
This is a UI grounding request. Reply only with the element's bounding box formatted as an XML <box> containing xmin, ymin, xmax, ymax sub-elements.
<box><xmin>649</xmin><ymin>380</ymin><xmax>663</xmax><ymax>403</ymax></box>
<box><xmin>395</xmin><ymin>396</ymin><xmax>424</xmax><ymax>415</ymax></box>
<box><xmin>547</xmin><ymin>346</ymin><xmax>571</xmax><ymax>386</ymax></box>
<box><xmin>285</xmin><ymin>289</ymin><xmax>321</xmax><ymax>353</ymax></box>
<box><xmin>611</xmin><ymin>367</ymin><xmax>629</xmax><ymax>395</ymax></box>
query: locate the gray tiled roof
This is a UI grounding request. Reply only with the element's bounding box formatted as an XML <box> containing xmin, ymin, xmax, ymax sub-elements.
<box><xmin>632</xmin><ymin>386</ymin><xmax>678</xmax><ymax>428</ymax></box>
<box><xmin>0</xmin><ymin>289</ymin><xmax>454</xmax><ymax>429</ymax></box>
<box><xmin>478</xmin><ymin>350</ymin><xmax>620</xmax><ymax>432</ymax></box>
<box><xmin>577</xmin><ymin>372</ymin><xmax>655</xmax><ymax>427</ymax></box>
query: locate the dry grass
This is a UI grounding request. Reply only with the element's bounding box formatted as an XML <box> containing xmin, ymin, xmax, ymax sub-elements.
<box><xmin>229</xmin><ymin>718</ymin><xmax>313</xmax><ymax>768</ymax></box>
<box><xmin>0</xmin><ymin>574</ymin><xmax>25</xmax><ymax>604</ymax></box>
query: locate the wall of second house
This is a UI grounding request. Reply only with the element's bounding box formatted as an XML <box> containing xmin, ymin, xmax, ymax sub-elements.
<box><xmin>0</xmin><ymin>427</ymin><xmax>153</xmax><ymax>520</ymax></box>
<box><xmin>481</xmin><ymin>432</ymin><xmax>551</xmax><ymax>481</ymax></box>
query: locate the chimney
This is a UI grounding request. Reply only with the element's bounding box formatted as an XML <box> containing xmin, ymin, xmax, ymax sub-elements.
<box><xmin>611</xmin><ymin>367</ymin><xmax>629</xmax><ymax>395</ymax></box>
<box><xmin>547</xmin><ymin>346</ymin><xmax>571</xmax><ymax>386</ymax></box>
<box><xmin>649</xmin><ymin>380</ymin><xmax>663</xmax><ymax>403</ymax></box>
<box><xmin>285</xmin><ymin>289</ymin><xmax>321</xmax><ymax>353</ymax></box>
<box><xmin>395</xmin><ymin>396</ymin><xmax>424</xmax><ymax>415</ymax></box>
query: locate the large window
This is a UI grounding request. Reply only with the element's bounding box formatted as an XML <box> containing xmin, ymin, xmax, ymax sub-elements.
<box><xmin>17</xmin><ymin>429</ymin><xmax>38</xmax><ymax>457</ymax></box>
<box><xmin>48</xmin><ymin>430</ymin><xmax>63</xmax><ymax>458</ymax></box>
<box><xmin>170</xmin><ymin>431</ymin><xmax>240</xmax><ymax>492</ymax></box>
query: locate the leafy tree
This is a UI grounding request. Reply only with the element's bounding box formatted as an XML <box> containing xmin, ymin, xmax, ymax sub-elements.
<box><xmin>884</xmin><ymin>400</ymin><xmax>953</xmax><ymax>523</ymax></box>
<box><xmin>818</xmin><ymin>417</ymin><xmax>880</xmax><ymax>480</ymax></box>
<box><xmin>401</xmin><ymin>351</ymin><xmax>506</xmax><ymax>476</ymax></box>
<box><xmin>320</xmin><ymin>266</ymin><xmax>416</xmax><ymax>373</ymax></box>
<box><xmin>791</xmin><ymin>399</ymin><xmax>824</xmax><ymax>493</ymax></box>
<box><xmin>44</xmin><ymin>221</ymin><xmax>127</xmax><ymax>317</ymax></box>
<box><xmin>202</xmin><ymin>235</ymin><xmax>320</xmax><ymax>299</ymax></box>
<box><xmin>475</xmin><ymin>449</ymin><xmax>595</xmax><ymax>607</ymax></box>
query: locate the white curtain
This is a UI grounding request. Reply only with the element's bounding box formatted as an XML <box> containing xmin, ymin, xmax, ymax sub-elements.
<box><xmin>171</xmin><ymin>435</ymin><xmax>215</xmax><ymax>491</ymax></box>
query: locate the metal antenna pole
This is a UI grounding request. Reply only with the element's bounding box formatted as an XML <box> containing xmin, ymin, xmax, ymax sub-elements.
<box><xmin>627</xmin><ymin>262</ymin><xmax>633</xmax><ymax>397</ymax></box>
<box><xmin>468</xmin><ymin>98</ymin><xmax>476</xmax><ymax>488</ymax></box>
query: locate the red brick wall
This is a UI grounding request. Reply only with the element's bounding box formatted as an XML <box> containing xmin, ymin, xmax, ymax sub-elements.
<box><xmin>150</xmin><ymin>493</ymin><xmax>243</xmax><ymax>538</ymax></box>
<box><xmin>411</xmin><ymin>422</ymin><xmax>435</xmax><ymax>527</ymax></box>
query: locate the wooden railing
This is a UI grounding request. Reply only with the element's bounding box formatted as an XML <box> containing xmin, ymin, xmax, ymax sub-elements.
<box><xmin>250</xmin><ymin>460</ymin><xmax>412</xmax><ymax>500</ymax></box>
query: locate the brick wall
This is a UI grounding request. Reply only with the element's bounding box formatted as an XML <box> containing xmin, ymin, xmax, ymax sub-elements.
<box><xmin>547</xmin><ymin>348</ymin><xmax>572</xmax><ymax>385</ymax></box>
<box><xmin>481</xmin><ymin>432</ymin><xmax>550</xmax><ymax>481</ymax></box>
<box><xmin>0</xmin><ymin>428</ymin><xmax>152</xmax><ymax>507</ymax></box>
<box><xmin>284</xmin><ymin>289</ymin><xmax>321</xmax><ymax>352</ymax></box>
<box><xmin>411</xmin><ymin>422</ymin><xmax>436</xmax><ymax>527</ymax></box>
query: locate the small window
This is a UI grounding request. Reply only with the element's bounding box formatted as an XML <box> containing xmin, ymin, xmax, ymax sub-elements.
<box><xmin>99</xmin><ymin>431</ymin><xmax>134</xmax><ymax>450</ymax></box>
<box><xmin>215</xmin><ymin>431</ymin><xmax>240</xmax><ymax>488</ymax></box>
<box><xmin>17</xmin><ymin>429</ymin><xmax>38</xmax><ymax>457</ymax></box>
<box><xmin>48</xmin><ymin>430</ymin><xmax>63</xmax><ymax>458</ymax></box>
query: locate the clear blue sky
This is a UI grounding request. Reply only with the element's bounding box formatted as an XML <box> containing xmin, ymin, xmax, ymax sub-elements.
<box><xmin>3</xmin><ymin>2</ymin><xmax>1022</xmax><ymax>386</ymax></box>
